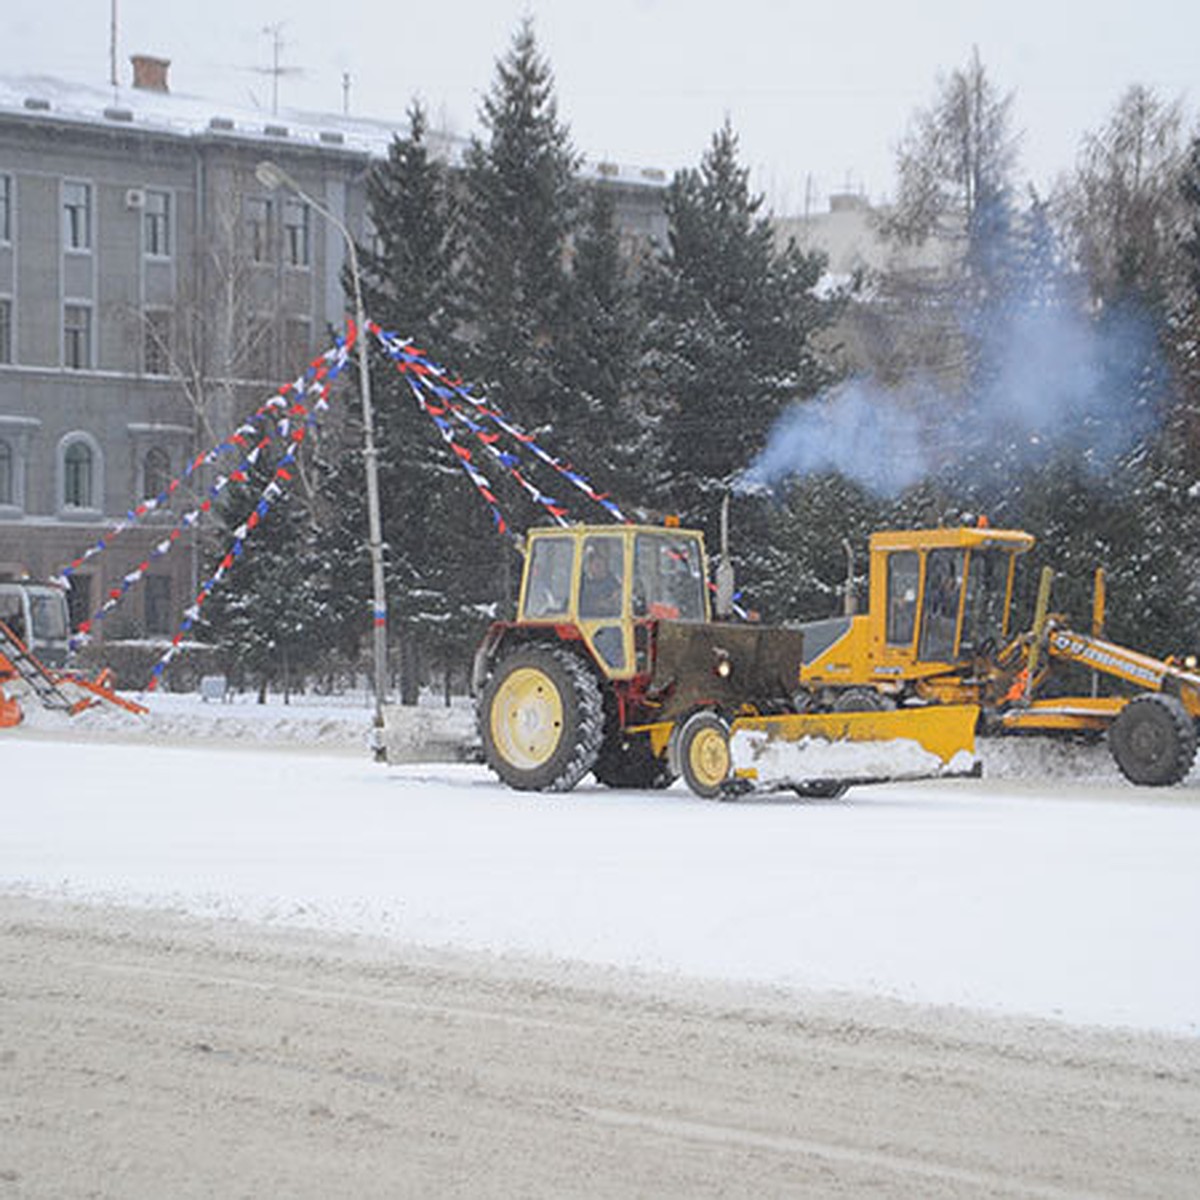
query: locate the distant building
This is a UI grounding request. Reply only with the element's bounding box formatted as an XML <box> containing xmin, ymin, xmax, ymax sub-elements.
<box><xmin>0</xmin><ymin>60</ymin><xmax>668</xmax><ymax>653</ymax></box>
<box><xmin>774</xmin><ymin>191</ymin><xmax>958</xmax><ymax>284</ymax></box>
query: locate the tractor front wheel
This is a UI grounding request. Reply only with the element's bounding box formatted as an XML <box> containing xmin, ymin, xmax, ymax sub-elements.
<box><xmin>481</xmin><ymin>645</ymin><xmax>604</xmax><ymax>792</ymax></box>
<box><xmin>676</xmin><ymin>711</ymin><xmax>733</xmax><ymax>799</ymax></box>
<box><xmin>1108</xmin><ymin>693</ymin><xmax>1197</xmax><ymax>787</ymax></box>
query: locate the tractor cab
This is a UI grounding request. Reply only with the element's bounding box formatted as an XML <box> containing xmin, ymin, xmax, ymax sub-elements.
<box><xmin>801</xmin><ymin>526</ymin><xmax>1034</xmax><ymax>695</ymax></box>
<box><xmin>517</xmin><ymin>524</ymin><xmax>710</xmax><ymax>680</ymax></box>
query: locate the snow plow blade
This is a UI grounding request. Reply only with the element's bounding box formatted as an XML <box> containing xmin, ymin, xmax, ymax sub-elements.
<box><xmin>726</xmin><ymin>704</ymin><xmax>980</xmax><ymax>796</ymax></box>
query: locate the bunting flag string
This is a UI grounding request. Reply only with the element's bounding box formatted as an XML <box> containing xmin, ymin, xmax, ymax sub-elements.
<box><xmin>52</xmin><ymin>329</ymin><xmax>357</xmax><ymax>590</ymax></box>
<box><xmin>371</xmin><ymin>325</ymin><xmax>629</xmax><ymax>526</ymax></box>
<box><xmin>395</xmin><ymin>371</ymin><xmax>515</xmax><ymax>538</ymax></box>
<box><xmin>144</xmin><ymin>341</ymin><xmax>351</xmax><ymax>690</ymax></box>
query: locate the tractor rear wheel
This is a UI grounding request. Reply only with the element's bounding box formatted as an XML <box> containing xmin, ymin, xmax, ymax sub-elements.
<box><xmin>1108</xmin><ymin>693</ymin><xmax>1197</xmax><ymax>786</ymax></box>
<box><xmin>676</xmin><ymin>711</ymin><xmax>733</xmax><ymax>799</ymax></box>
<box><xmin>480</xmin><ymin>645</ymin><xmax>604</xmax><ymax>792</ymax></box>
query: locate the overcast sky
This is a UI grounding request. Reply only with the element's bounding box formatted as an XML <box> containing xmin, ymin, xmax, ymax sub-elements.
<box><xmin>9</xmin><ymin>0</ymin><xmax>1197</xmax><ymax>215</ymax></box>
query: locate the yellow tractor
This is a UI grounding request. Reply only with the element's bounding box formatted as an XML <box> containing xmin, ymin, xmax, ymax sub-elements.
<box><xmin>798</xmin><ymin>523</ymin><xmax>1200</xmax><ymax>786</ymax></box>
<box><xmin>472</xmin><ymin>522</ymin><xmax>979</xmax><ymax>798</ymax></box>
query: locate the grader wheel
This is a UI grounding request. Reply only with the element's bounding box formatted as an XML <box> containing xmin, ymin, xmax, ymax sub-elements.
<box><xmin>1108</xmin><ymin>693</ymin><xmax>1197</xmax><ymax>787</ymax></box>
<box><xmin>480</xmin><ymin>645</ymin><xmax>604</xmax><ymax>792</ymax></box>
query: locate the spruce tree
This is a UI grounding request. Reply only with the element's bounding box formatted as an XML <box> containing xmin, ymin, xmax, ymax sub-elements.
<box><xmin>201</xmin><ymin>447</ymin><xmax>330</xmax><ymax>701</ymax></box>
<box><xmin>460</xmin><ymin>19</ymin><xmax>581</xmax><ymax>438</ymax></box>
<box><xmin>639</xmin><ymin>119</ymin><xmax>838</xmax><ymax>549</ymax></box>
<box><xmin>558</xmin><ymin>184</ymin><xmax>651</xmax><ymax>511</ymax></box>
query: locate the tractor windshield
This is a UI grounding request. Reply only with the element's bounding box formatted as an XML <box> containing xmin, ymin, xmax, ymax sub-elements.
<box><xmin>960</xmin><ymin>548</ymin><xmax>1012</xmax><ymax>657</ymax></box>
<box><xmin>633</xmin><ymin>533</ymin><xmax>706</xmax><ymax>621</ymax></box>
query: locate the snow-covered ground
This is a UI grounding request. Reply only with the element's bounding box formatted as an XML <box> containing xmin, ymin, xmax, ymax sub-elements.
<box><xmin>4</xmin><ymin>690</ymin><xmax>1199</xmax><ymax>1037</ymax></box>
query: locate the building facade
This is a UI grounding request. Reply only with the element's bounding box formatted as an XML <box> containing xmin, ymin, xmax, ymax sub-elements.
<box><xmin>0</xmin><ymin>63</ymin><xmax>668</xmax><ymax>650</ymax></box>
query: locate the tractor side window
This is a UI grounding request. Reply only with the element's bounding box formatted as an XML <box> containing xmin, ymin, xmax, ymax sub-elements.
<box><xmin>579</xmin><ymin>536</ymin><xmax>624</xmax><ymax>619</ymax></box>
<box><xmin>634</xmin><ymin>534</ymin><xmax>705</xmax><ymax>621</ymax></box>
<box><xmin>523</xmin><ymin>537</ymin><xmax>575</xmax><ymax>619</ymax></box>
<box><xmin>886</xmin><ymin>552</ymin><xmax>920</xmax><ymax>645</ymax></box>
<box><xmin>919</xmin><ymin>549</ymin><xmax>965</xmax><ymax>661</ymax></box>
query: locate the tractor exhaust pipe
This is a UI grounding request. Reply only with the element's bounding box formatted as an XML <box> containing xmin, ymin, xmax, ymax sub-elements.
<box><xmin>715</xmin><ymin>494</ymin><xmax>735</xmax><ymax>619</ymax></box>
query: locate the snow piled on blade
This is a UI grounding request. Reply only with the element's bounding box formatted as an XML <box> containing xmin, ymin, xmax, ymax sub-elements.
<box><xmin>731</xmin><ymin>729</ymin><xmax>971</xmax><ymax>783</ymax></box>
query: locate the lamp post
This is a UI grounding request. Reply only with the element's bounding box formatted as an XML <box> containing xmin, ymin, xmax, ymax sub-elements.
<box><xmin>255</xmin><ymin>159</ymin><xmax>390</xmax><ymax>760</ymax></box>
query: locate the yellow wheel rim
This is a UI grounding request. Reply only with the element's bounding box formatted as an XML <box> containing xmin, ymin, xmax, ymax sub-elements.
<box><xmin>688</xmin><ymin>725</ymin><xmax>730</xmax><ymax>790</ymax></box>
<box><xmin>490</xmin><ymin>667</ymin><xmax>564</xmax><ymax>770</ymax></box>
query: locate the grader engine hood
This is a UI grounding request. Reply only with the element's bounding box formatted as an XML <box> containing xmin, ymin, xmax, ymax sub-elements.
<box><xmin>649</xmin><ymin>622</ymin><xmax>805</xmax><ymax>721</ymax></box>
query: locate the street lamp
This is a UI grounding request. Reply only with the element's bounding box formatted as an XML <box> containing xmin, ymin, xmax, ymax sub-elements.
<box><xmin>255</xmin><ymin>159</ymin><xmax>390</xmax><ymax>760</ymax></box>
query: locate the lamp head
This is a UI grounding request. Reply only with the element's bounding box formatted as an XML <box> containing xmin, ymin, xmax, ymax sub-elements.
<box><xmin>255</xmin><ymin>160</ymin><xmax>287</xmax><ymax>191</ymax></box>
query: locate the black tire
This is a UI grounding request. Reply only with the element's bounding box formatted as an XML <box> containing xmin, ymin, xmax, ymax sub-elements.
<box><xmin>480</xmin><ymin>644</ymin><xmax>604</xmax><ymax>792</ymax></box>
<box><xmin>1108</xmin><ymin>694</ymin><xmax>1197</xmax><ymax>787</ymax></box>
<box><xmin>593</xmin><ymin>733</ymin><xmax>676</xmax><ymax>790</ymax></box>
<box><xmin>791</xmin><ymin>781</ymin><xmax>851</xmax><ymax>800</ymax></box>
<box><xmin>676</xmin><ymin>710</ymin><xmax>733</xmax><ymax>800</ymax></box>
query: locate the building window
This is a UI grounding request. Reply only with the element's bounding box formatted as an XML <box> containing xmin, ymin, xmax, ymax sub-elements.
<box><xmin>143</xmin><ymin>446</ymin><xmax>171</xmax><ymax>500</ymax></box>
<box><xmin>245</xmin><ymin>196</ymin><xmax>273</xmax><ymax>263</ymax></box>
<box><xmin>67</xmin><ymin>575</ymin><xmax>92</xmax><ymax>631</ymax></box>
<box><xmin>63</xmin><ymin>439</ymin><xmax>95</xmax><ymax>508</ymax></box>
<box><xmin>144</xmin><ymin>575</ymin><xmax>172</xmax><ymax>635</ymax></box>
<box><xmin>242</xmin><ymin>314</ymin><xmax>273</xmax><ymax>380</ymax></box>
<box><xmin>0</xmin><ymin>175</ymin><xmax>11</xmax><ymax>243</ymax></box>
<box><xmin>143</xmin><ymin>309</ymin><xmax>171</xmax><ymax>375</ymax></box>
<box><xmin>282</xmin><ymin>199</ymin><xmax>310</xmax><ymax>267</ymax></box>
<box><xmin>283</xmin><ymin>317</ymin><xmax>311</xmax><ymax>372</ymax></box>
<box><xmin>0</xmin><ymin>298</ymin><xmax>11</xmax><ymax>364</ymax></box>
<box><xmin>64</xmin><ymin>304</ymin><xmax>92</xmax><ymax>369</ymax></box>
<box><xmin>0</xmin><ymin>439</ymin><xmax>12</xmax><ymax>506</ymax></box>
<box><xmin>144</xmin><ymin>190</ymin><xmax>171</xmax><ymax>257</ymax></box>
<box><xmin>63</xmin><ymin>180</ymin><xmax>92</xmax><ymax>251</ymax></box>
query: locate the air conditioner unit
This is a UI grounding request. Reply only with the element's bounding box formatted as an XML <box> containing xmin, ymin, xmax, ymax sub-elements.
<box><xmin>124</xmin><ymin>188</ymin><xmax>146</xmax><ymax>210</ymax></box>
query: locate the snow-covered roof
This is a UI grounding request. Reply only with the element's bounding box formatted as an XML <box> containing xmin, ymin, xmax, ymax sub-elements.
<box><xmin>0</xmin><ymin>71</ymin><xmax>668</xmax><ymax>187</ymax></box>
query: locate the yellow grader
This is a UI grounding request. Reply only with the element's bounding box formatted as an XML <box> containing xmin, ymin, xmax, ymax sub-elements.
<box><xmin>472</xmin><ymin>522</ymin><xmax>979</xmax><ymax>799</ymax></box>
<box><xmin>797</xmin><ymin>523</ymin><xmax>1200</xmax><ymax>786</ymax></box>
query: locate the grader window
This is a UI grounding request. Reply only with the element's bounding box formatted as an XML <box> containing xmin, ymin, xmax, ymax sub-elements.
<box><xmin>919</xmin><ymin>549</ymin><xmax>965</xmax><ymax>662</ymax></box>
<box><xmin>960</xmin><ymin>549</ymin><xmax>1010</xmax><ymax>655</ymax></box>
<box><xmin>886</xmin><ymin>551</ymin><xmax>920</xmax><ymax>645</ymax></box>
<box><xmin>523</xmin><ymin>536</ymin><xmax>575</xmax><ymax>618</ymax></box>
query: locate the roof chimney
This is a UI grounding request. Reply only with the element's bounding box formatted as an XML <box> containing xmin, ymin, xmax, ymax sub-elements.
<box><xmin>130</xmin><ymin>54</ymin><xmax>171</xmax><ymax>93</ymax></box>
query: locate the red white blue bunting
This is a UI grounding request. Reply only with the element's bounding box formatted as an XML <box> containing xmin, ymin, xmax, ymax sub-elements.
<box><xmin>371</xmin><ymin>325</ymin><xmax>629</xmax><ymax>532</ymax></box>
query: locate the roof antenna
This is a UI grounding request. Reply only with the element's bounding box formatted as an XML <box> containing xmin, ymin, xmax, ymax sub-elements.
<box><xmin>109</xmin><ymin>0</ymin><xmax>119</xmax><ymax>92</ymax></box>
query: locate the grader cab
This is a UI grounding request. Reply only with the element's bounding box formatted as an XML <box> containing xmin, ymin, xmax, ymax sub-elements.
<box><xmin>798</xmin><ymin>524</ymin><xmax>1200</xmax><ymax>786</ymax></box>
<box><xmin>472</xmin><ymin>523</ymin><xmax>979</xmax><ymax>798</ymax></box>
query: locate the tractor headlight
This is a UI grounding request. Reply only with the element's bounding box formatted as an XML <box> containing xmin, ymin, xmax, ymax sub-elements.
<box><xmin>713</xmin><ymin>649</ymin><xmax>733</xmax><ymax>679</ymax></box>
<box><xmin>1186</xmin><ymin>655</ymin><xmax>1198</xmax><ymax>671</ymax></box>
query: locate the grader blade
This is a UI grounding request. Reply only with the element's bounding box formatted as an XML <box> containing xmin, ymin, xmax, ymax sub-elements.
<box><xmin>728</xmin><ymin>704</ymin><xmax>980</xmax><ymax>794</ymax></box>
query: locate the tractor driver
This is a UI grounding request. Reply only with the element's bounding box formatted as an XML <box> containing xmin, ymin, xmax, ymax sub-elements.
<box><xmin>579</xmin><ymin>543</ymin><xmax>622</xmax><ymax>618</ymax></box>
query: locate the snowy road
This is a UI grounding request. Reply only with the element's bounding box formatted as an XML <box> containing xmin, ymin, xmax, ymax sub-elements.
<box><xmin>4</xmin><ymin>897</ymin><xmax>1198</xmax><ymax>1199</ymax></box>
<box><xmin>3</xmin><ymin>728</ymin><xmax>1199</xmax><ymax>1034</ymax></box>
